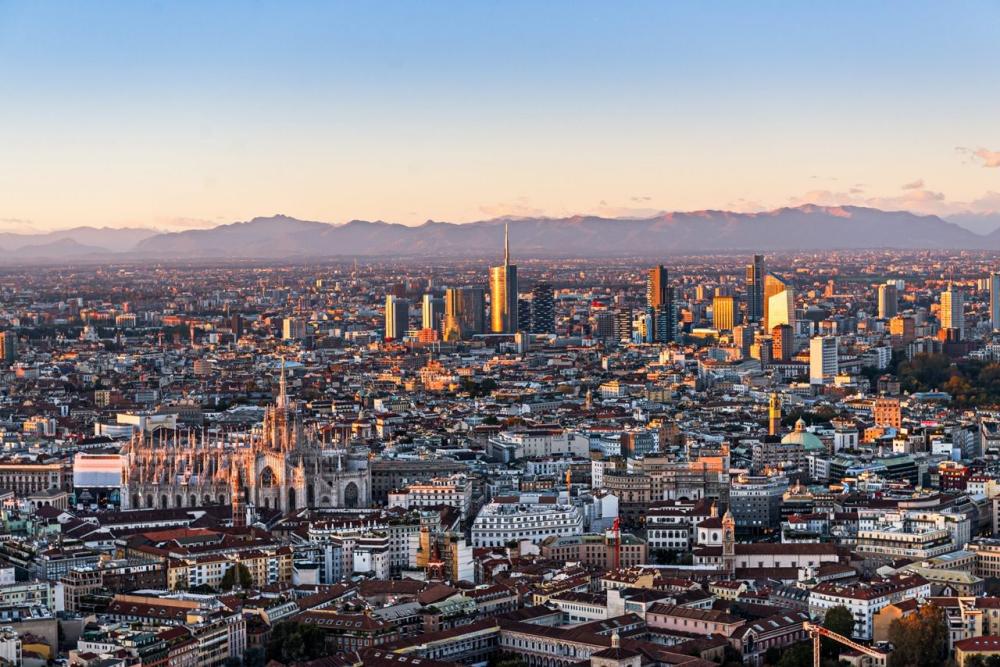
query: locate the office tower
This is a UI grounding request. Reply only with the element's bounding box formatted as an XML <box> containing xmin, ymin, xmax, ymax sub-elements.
<box><xmin>767</xmin><ymin>285</ymin><xmax>795</xmax><ymax>332</ymax></box>
<box><xmin>878</xmin><ymin>283</ymin><xmax>898</xmax><ymax>319</ymax></box>
<box><xmin>732</xmin><ymin>325</ymin><xmax>752</xmax><ymax>357</ymax></box>
<box><xmin>517</xmin><ymin>298</ymin><xmax>532</xmax><ymax>333</ymax></box>
<box><xmin>762</xmin><ymin>273</ymin><xmax>789</xmax><ymax>330</ymax></box>
<box><xmin>282</xmin><ymin>317</ymin><xmax>307</xmax><ymax>340</ymax></box>
<box><xmin>421</xmin><ymin>294</ymin><xmax>444</xmax><ymax>331</ymax></box>
<box><xmin>745</xmin><ymin>254</ymin><xmax>765</xmax><ymax>321</ymax></box>
<box><xmin>489</xmin><ymin>223</ymin><xmax>518</xmax><ymax>333</ymax></box>
<box><xmin>768</xmin><ymin>393</ymin><xmax>781</xmax><ymax>436</ymax></box>
<box><xmin>385</xmin><ymin>295</ymin><xmax>409</xmax><ymax>341</ymax></box>
<box><xmin>940</xmin><ymin>283</ymin><xmax>965</xmax><ymax>339</ymax></box>
<box><xmin>712</xmin><ymin>295</ymin><xmax>735</xmax><ymax>332</ymax></box>
<box><xmin>991</xmin><ymin>272</ymin><xmax>1000</xmax><ymax>329</ymax></box>
<box><xmin>751</xmin><ymin>335</ymin><xmax>773</xmax><ymax>366</ymax></box>
<box><xmin>646</xmin><ymin>265</ymin><xmax>675</xmax><ymax>342</ymax></box>
<box><xmin>530</xmin><ymin>282</ymin><xmax>555</xmax><ymax>334</ymax></box>
<box><xmin>228</xmin><ymin>314</ymin><xmax>244</xmax><ymax>339</ymax></box>
<box><xmin>593</xmin><ymin>311</ymin><xmax>615</xmax><ymax>340</ymax></box>
<box><xmin>889</xmin><ymin>315</ymin><xmax>915</xmax><ymax>344</ymax></box>
<box><xmin>615</xmin><ymin>309</ymin><xmax>633</xmax><ymax>344</ymax></box>
<box><xmin>809</xmin><ymin>336</ymin><xmax>838</xmax><ymax>386</ymax></box>
<box><xmin>771</xmin><ymin>324</ymin><xmax>794</xmax><ymax>362</ymax></box>
<box><xmin>0</xmin><ymin>331</ymin><xmax>16</xmax><ymax>363</ymax></box>
<box><xmin>443</xmin><ymin>287</ymin><xmax>485</xmax><ymax>341</ymax></box>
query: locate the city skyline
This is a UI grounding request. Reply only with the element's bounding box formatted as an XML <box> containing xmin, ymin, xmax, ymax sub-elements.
<box><xmin>1</xmin><ymin>2</ymin><xmax>999</xmax><ymax>232</ymax></box>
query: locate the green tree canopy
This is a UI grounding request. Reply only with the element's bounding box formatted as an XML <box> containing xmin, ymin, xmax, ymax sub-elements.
<box><xmin>267</xmin><ymin>621</ymin><xmax>327</xmax><ymax>664</ymax></box>
<box><xmin>887</xmin><ymin>604</ymin><xmax>948</xmax><ymax>667</ymax></box>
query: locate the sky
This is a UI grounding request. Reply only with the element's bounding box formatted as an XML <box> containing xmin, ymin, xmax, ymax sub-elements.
<box><xmin>1</xmin><ymin>1</ymin><xmax>999</xmax><ymax>233</ymax></box>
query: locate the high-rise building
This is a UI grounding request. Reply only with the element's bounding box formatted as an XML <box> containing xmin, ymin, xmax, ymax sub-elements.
<box><xmin>878</xmin><ymin>283</ymin><xmax>898</xmax><ymax>319</ymax></box>
<box><xmin>593</xmin><ymin>311</ymin><xmax>615</xmax><ymax>340</ymax></box>
<box><xmin>489</xmin><ymin>223</ymin><xmax>518</xmax><ymax>333</ymax></box>
<box><xmin>646</xmin><ymin>265</ymin><xmax>675</xmax><ymax>342</ymax></box>
<box><xmin>530</xmin><ymin>282</ymin><xmax>555</xmax><ymax>334</ymax></box>
<box><xmin>990</xmin><ymin>272</ymin><xmax>1000</xmax><ymax>330</ymax></box>
<box><xmin>763</xmin><ymin>273</ymin><xmax>790</xmax><ymax>330</ymax></box>
<box><xmin>712</xmin><ymin>295</ymin><xmax>735</xmax><ymax>332</ymax></box>
<box><xmin>517</xmin><ymin>298</ymin><xmax>532</xmax><ymax>333</ymax></box>
<box><xmin>282</xmin><ymin>317</ymin><xmax>307</xmax><ymax>340</ymax></box>
<box><xmin>0</xmin><ymin>331</ymin><xmax>16</xmax><ymax>363</ymax></box>
<box><xmin>442</xmin><ymin>287</ymin><xmax>485</xmax><ymax>341</ymax></box>
<box><xmin>809</xmin><ymin>336</ymin><xmax>838</xmax><ymax>386</ymax></box>
<box><xmin>615</xmin><ymin>309</ymin><xmax>633</xmax><ymax>344</ymax></box>
<box><xmin>771</xmin><ymin>324</ymin><xmax>794</xmax><ymax>362</ymax></box>
<box><xmin>421</xmin><ymin>294</ymin><xmax>444</xmax><ymax>331</ymax></box>
<box><xmin>745</xmin><ymin>254</ymin><xmax>766</xmax><ymax>321</ymax></box>
<box><xmin>888</xmin><ymin>316</ymin><xmax>915</xmax><ymax>348</ymax></box>
<box><xmin>385</xmin><ymin>295</ymin><xmax>409</xmax><ymax>341</ymax></box>
<box><xmin>732</xmin><ymin>325</ymin><xmax>752</xmax><ymax>357</ymax></box>
<box><xmin>767</xmin><ymin>286</ymin><xmax>795</xmax><ymax>333</ymax></box>
<box><xmin>940</xmin><ymin>283</ymin><xmax>965</xmax><ymax>339</ymax></box>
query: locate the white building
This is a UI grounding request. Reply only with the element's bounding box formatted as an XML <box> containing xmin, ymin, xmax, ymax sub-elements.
<box><xmin>387</xmin><ymin>474</ymin><xmax>474</xmax><ymax>520</ymax></box>
<box><xmin>809</xmin><ymin>336</ymin><xmax>838</xmax><ymax>386</ymax></box>
<box><xmin>471</xmin><ymin>495</ymin><xmax>584</xmax><ymax>547</ymax></box>
<box><xmin>808</xmin><ymin>574</ymin><xmax>930</xmax><ymax>640</ymax></box>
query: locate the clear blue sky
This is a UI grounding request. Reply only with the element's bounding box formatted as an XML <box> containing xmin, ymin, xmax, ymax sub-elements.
<box><xmin>1</xmin><ymin>1</ymin><xmax>998</xmax><ymax>230</ymax></box>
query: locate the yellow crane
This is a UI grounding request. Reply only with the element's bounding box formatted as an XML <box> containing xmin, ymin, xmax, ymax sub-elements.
<box><xmin>802</xmin><ymin>622</ymin><xmax>888</xmax><ymax>667</ymax></box>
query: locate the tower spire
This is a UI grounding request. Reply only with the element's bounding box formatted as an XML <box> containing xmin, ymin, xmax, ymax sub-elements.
<box><xmin>504</xmin><ymin>221</ymin><xmax>510</xmax><ymax>266</ymax></box>
<box><xmin>278</xmin><ymin>357</ymin><xmax>288</xmax><ymax>409</ymax></box>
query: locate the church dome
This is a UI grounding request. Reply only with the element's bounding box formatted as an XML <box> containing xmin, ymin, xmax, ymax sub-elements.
<box><xmin>782</xmin><ymin>418</ymin><xmax>824</xmax><ymax>451</ymax></box>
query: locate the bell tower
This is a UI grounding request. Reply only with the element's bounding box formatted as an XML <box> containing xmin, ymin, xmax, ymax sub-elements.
<box><xmin>768</xmin><ymin>392</ymin><xmax>781</xmax><ymax>437</ymax></box>
<box><xmin>722</xmin><ymin>509</ymin><xmax>736</xmax><ymax>575</ymax></box>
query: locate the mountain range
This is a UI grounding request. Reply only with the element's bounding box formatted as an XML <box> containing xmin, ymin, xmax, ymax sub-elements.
<box><xmin>2</xmin><ymin>206</ymin><xmax>998</xmax><ymax>261</ymax></box>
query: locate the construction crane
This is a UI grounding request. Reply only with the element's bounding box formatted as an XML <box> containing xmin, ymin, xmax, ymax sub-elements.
<box><xmin>803</xmin><ymin>622</ymin><xmax>888</xmax><ymax>667</ymax></box>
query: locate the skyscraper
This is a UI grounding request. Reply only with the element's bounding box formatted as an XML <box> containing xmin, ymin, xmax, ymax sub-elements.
<box><xmin>745</xmin><ymin>254</ymin><xmax>765</xmax><ymax>321</ymax></box>
<box><xmin>489</xmin><ymin>223</ymin><xmax>518</xmax><ymax>333</ymax></box>
<box><xmin>385</xmin><ymin>295</ymin><xmax>409</xmax><ymax>341</ymax></box>
<box><xmin>0</xmin><ymin>331</ymin><xmax>16</xmax><ymax>364</ymax></box>
<box><xmin>530</xmin><ymin>282</ymin><xmax>555</xmax><ymax>334</ymax></box>
<box><xmin>809</xmin><ymin>336</ymin><xmax>838</xmax><ymax>386</ymax></box>
<box><xmin>712</xmin><ymin>295</ymin><xmax>735</xmax><ymax>332</ymax></box>
<box><xmin>940</xmin><ymin>283</ymin><xmax>965</xmax><ymax>339</ymax></box>
<box><xmin>443</xmin><ymin>287</ymin><xmax>485</xmax><ymax>341</ymax></box>
<box><xmin>990</xmin><ymin>272</ymin><xmax>1000</xmax><ymax>330</ymax></box>
<box><xmin>615</xmin><ymin>308</ymin><xmax>633</xmax><ymax>344</ymax></box>
<box><xmin>767</xmin><ymin>286</ymin><xmax>795</xmax><ymax>333</ymax></box>
<box><xmin>762</xmin><ymin>273</ymin><xmax>789</xmax><ymax>330</ymax></box>
<box><xmin>771</xmin><ymin>324</ymin><xmax>794</xmax><ymax>362</ymax></box>
<box><xmin>421</xmin><ymin>294</ymin><xmax>444</xmax><ymax>331</ymax></box>
<box><xmin>646</xmin><ymin>265</ymin><xmax>675</xmax><ymax>342</ymax></box>
<box><xmin>877</xmin><ymin>283</ymin><xmax>898</xmax><ymax>319</ymax></box>
<box><xmin>282</xmin><ymin>317</ymin><xmax>307</xmax><ymax>340</ymax></box>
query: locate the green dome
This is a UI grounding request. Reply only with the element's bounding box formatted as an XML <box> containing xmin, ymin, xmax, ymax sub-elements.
<box><xmin>781</xmin><ymin>417</ymin><xmax>824</xmax><ymax>451</ymax></box>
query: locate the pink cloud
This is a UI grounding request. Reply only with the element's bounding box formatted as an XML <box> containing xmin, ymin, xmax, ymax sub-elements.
<box><xmin>974</xmin><ymin>148</ymin><xmax>1000</xmax><ymax>168</ymax></box>
<box><xmin>901</xmin><ymin>179</ymin><xmax>924</xmax><ymax>190</ymax></box>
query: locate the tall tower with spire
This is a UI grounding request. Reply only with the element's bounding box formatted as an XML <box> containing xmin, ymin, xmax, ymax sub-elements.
<box><xmin>489</xmin><ymin>222</ymin><xmax>518</xmax><ymax>333</ymax></box>
<box><xmin>231</xmin><ymin>465</ymin><xmax>246</xmax><ymax>528</ymax></box>
<box><xmin>768</xmin><ymin>392</ymin><xmax>781</xmax><ymax>436</ymax></box>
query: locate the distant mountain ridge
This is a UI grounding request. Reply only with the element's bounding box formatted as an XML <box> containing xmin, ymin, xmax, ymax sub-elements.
<box><xmin>131</xmin><ymin>206</ymin><xmax>988</xmax><ymax>258</ymax></box>
<box><xmin>0</xmin><ymin>206</ymin><xmax>996</xmax><ymax>260</ymax></box>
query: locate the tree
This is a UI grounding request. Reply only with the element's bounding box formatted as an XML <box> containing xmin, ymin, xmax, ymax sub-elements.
<box><xmin>821</xmin><ymin>605</ymin><xmax>855</xmax><ymax>657</ymax></box>
<box><xmin>887</xmin><ymin>604</ymin><xmax>948</xmax><ymax>667</ymax></box>
<box><xmin>267</xmin><ymin>621</ymin><xmax>327</xmax><ymax>664</ymax></box>
<box><xmin>221</xmin><ymin>563</ymin><xmax>253</xmax><ymax>590</ymax></box>
<box><xmin>776</xmin><ymin>641</ymin><xmax>812</xmax><ymax>667</ymax></box>
<box><xmin>764</xmin><ymin>646</ymin><xmax>781</xmax><ymax>665</ymax></box>
<box><xmin>242</xmin><ymin>646</ymin><xmax>266</xmax><ymax>667</ymax></box>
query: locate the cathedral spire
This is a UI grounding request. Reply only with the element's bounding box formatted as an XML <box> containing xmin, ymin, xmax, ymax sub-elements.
<box><xmin>277</xmin><ymin>357</ymin><xmax>288</xmax><ymax>409</ymax></box>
